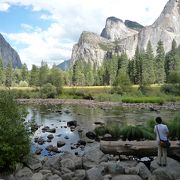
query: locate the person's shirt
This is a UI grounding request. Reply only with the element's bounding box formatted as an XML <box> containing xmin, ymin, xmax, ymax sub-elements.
<box><xmin>154</xmin><ymin>124</ymin><xmax>169</xmax><ymax>141</ymax></box>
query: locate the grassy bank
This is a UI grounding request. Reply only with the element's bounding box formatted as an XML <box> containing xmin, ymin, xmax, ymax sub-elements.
<box><xmin>0</xmin><ymin>85</ymin><xmax>180</xmax><ymax>103</ymax></box>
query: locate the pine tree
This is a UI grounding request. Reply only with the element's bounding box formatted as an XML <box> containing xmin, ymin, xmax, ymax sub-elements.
<box><xmin>39</xmin><ymin>61</ymin><xmax>49</xmax><ymax>87</ymax></box>
<box><xmin>84</xmin><ymin>62</ymin><xmax>94</xmax><ymax>86</ymax></box>
<box><xmin>48</xmin><ymin>65</ymin><xmax>64</xmax><ymax>93</ymax></box>
<box><xmin>29</xmin><ymin>64</ymin><xmax>39</xmax><ymax>86</ymax></box>
<box><xmin>113</xmin><ymin>52</ymin><xmax>131</xmax><ymax>94</ymax></box>
<box><xmin>0</xmin><ymin>58</ymin><xmax>4</xmax><ymax>85</ymax></box>
<box><xmin>72</xmin><ymin>60</ymin><xmax>85</xmax><ymax>85</ymax></box>
<box><xmin>63</xmin><ymin>70</ymin><xmax>72</xmax><ymax>86</ymax></box>
<box><xmin>96</xmin><ymin>65</ymin><xmax>105</xmax><ymax>85</ymax></box>
<box><xmin>165</xmin><ymin>39</ymin><xmax>179</xmax><ymax>82</ymax></box>
<box><xmin>21</xmin><ymin>63</ymin><xmax>29</xmax><ymax>81</ymax></box>
<box><xmin>155</xmin><ymin>40</ymin><xmax>166</xmax><ymax>83</ymax></box>
<box><xmin>128</xmin><ymin>58</ymin><xmax>135</xmax><ymax>84</ymax></box>
<box><xmin>118</xmin><ymin>52</ymin><xmax>129</xmax><ymax>72</ymax></box>
<box><xmin>109</xmin><ymin>56</ymin><xmax>118</xmax><ymax>85</ymax></box>
<box><xmin>131</xmin><ymin>46</ymin><xmax>143</xmax><ymax>84</ymax></box>
<box><xmin>5</xmin><ymin>62</ymin><xmax>13</xmax><ymax>87</ymax></box>
<box><xmin>142</xmin><ymin>41</ymin><xmax>155</xmax><ymax>84</ymax></box>
<box><xmin>113</xmin><ymin>70</ymin><xmax>132</xmax><ymax>95</ymax></box>
<box><xmin>13</xmin><ymin>69</ymin><xmax>21</xmax><ymax>84</ymax></box>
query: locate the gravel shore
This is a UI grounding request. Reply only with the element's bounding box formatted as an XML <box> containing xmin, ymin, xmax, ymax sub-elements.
<box><xmin>17</xmin><ymin>98</ymin><xmax>180</xmax><ymax>110</ymax></box>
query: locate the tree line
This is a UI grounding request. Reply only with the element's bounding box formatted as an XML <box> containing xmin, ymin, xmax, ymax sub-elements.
<box><xmin>0</xmin><ymin>39</ymin><xmax>179</xmax><ymax>91</ymax></box>
<box><xmin>71</xmin><ymin>39</ymin><xmax>180</xmax><ymax>87</ymax></box>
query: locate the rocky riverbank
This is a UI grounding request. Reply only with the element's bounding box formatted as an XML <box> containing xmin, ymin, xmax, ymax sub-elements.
<box><xmin>1</xmin><ymin>99</ymin><xmax>179</xmax><ymax>180</ymax></box>
<box><xmin>1</xmin><ymin>143</ymin><xmax>180</xmax><ymax>180</ymax></box>
<box><xmin>17</xmin><ymin>98</ymin><xmax>180</xmax><ymax>110</ymax></box>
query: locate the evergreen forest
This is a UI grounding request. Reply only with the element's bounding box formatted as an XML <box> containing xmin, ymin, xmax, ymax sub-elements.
<box><xmin>0</xmin><ymin>40</ymin><xmax>180</xmax><ymax>98</ymax></box>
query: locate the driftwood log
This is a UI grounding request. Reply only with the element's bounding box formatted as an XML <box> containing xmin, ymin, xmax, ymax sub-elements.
<box><xmin>100</xmin><ymin>140</ymin><xmax>180</xmax><ymax>161</ymax></box>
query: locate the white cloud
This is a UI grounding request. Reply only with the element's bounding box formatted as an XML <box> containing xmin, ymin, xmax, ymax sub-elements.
<box><xmin>21</xmin><ymin>24</ymin><xmax>33</xmax><ymax>31</ymax></box>
<box><xmin>0</xmin><ymin>2</ymin><xmax>10</xmax><ymax>11</ymax></box>
<box><xmin>2</xmin><ymin>22</ymin><xmax>74</xmax><ymax>69</ymax></box>
<box><xmin>1</xmin><ymin>0</ymin><xmax>168</xmax><ymax>69</ymax></box>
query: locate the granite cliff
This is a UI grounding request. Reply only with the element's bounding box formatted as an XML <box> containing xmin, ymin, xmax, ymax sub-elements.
<box><xmin>0</xmin><ymin>33</ymin><xmax>22</xmax><ymax>68</ymax></box>
<box><xmin>71</xmin><ymin>0</ymin><xmax>180</xmax><ymax>67</ymax></box>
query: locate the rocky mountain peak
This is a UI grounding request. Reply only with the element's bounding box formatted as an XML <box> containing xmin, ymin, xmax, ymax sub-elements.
<box><xmin>101</xmin><ymin>16</ymin><xmax>138</xmax><ymax>41</ymax></box>
<box><xmin>78</xmin><ymin>31</ymin><xmax>110</xmax><ymax>45</ymax></box>
<box><xmin>153</xmin><ymin>0</ymin><xmax>180</xmax><ymax>32</ymax></box>
<box><xmin>0</xmin><ymin>33</ymin><xmax>22</xmax><ymax>68</ymax></box>
<box><xmin>124</xmin><ymin>20</ymin><xmax>144</xmax><ymax>31</ymax></box>
<box><xmin>71</xmin><ymin>0</ymin><xmax>180</xmax><ymax>68</ymax></box>
<box><xmin>106</xmin><ymin>16</ymin><xmax>123</xmax><ymax>24</ymax></box>
<box><xmin>71</xmin><ymin>31</ymin><xmax>114</xmax><ymax>67</ymax></box>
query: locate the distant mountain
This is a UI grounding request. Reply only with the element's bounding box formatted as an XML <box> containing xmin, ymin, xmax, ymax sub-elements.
<box><xmin>71</xmin><ymin>0</ymin><xmax>180</xmax><ymax>67</ymax></box>
<box><xmin>57</xmin><ymin>60</ymin><xmax>70</xmax><ymax>70</ymax></box>
<box><xmin>124</xmin><ymin>20</ymin><xmax>144</xmax><ymax>31</ymax></box>
<box><xmin>0</xmin><ymin>33</ymin><xmax>22</xmax><ymax>68</ymax></box>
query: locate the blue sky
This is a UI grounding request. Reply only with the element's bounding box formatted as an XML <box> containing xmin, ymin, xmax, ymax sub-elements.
<box><xmin>0</xmin><ymin>0</ymin><xmax>168</xmax><ymax>69</ymax></box>
<box><xmin>0</xmin><ymin>5</ymin><xmax>51</xmax><ymax>33</ymax></box>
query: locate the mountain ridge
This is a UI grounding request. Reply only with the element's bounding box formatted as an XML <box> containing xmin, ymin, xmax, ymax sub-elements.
<box><xmin>0</xmin><ymin>33</ymin><xmax>22</xmax><ymax>68</ymax></box>
<box><xmin>71</xmin><ymin>0</ymin><xmax>180</xmax><ymax>67</ymax></box>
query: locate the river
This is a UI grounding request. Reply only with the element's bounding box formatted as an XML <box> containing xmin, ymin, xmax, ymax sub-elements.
<box><xmin>24</xmin><ymin>103</ymin><xmax>180</xmax><ymax>157</ymax></box>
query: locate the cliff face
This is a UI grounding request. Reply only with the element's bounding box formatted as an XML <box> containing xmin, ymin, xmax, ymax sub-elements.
<box><xmin>71</xmin><ymin>31</ymin><xmax>114</xmax><ymax>67</ymax></box>
<box><xmin>138</xmin><ymin>0</ymin><xmax>180</xmax><ymax>53</ymax></box>
<box><xmin>71</xmin><ymin>0</ymin><xmax>180</xmax><ymax>67</ymax></box>
<box><xmin>100</xmin><ymin>17</ymin><xmax>138</xmax><ymax>41</ymax></box>
<box><xmin>0</xmin><ymin>33</ymin><xmax>22</xmax><ymax>68</ymax></box>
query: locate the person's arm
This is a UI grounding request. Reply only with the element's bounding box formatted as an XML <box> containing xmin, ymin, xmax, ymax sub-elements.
<box><xmin>165</xmin><ymin>125</ymin><xmax>169</xmax><ymax>138</ymax></box>
<box><xmin>154</xmin><ymin>125</ymin><xmax>156</xmax><ymax>133</ymax></box>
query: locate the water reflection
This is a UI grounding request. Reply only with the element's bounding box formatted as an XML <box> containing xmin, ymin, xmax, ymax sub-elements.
<box><xmin>25</xmin><ymin>104</ymin><xmax>180</xmax><ymax>157</ymax></box>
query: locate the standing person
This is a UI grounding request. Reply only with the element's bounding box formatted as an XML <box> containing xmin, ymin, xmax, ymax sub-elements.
<box><xmin>154</xmin><ymin>117</ymin><xmax>169</xmax><ymax>166</ymax></box>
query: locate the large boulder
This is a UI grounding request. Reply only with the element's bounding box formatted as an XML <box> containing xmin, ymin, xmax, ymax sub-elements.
<box><xmin>27</xmin><ymin>156</ymin><xmax>42</xmax><ymax>171</ymax></box>
<box><xmin>46</xmin><ymin>174</ymin><xmax>63</xmax><ymax>180</ymax></box>
<box><xmin>112</xmin><ymin>175</ymin><xmax>143</xmax><ymax>180</ymax></box>
<box><xmin>43</xmin><ymin>155</ymin><xmax>62</xmax><ymax>170</ymax></box>
<box><xmin>86</xmin><ymin>167</ymin><xmax>103</xmax><ymax>180</ymax></box>
<box><xmin>136</xmin><ymin>162</ymin><xmax>151</xmax><ymax>180</ymax></box>
<box><xmin>86</xmin><ymin>131</ymin><xmax>97</xmax><ymax>140</ymax></box>
<box><xmin>15</xmin><ymin>167</ymin><xmax>33</xmax><ymax>180</ymax></box>
<box><xmin>60</xmin><ymin>151</ymin><xmax>83</xmax><ymax>169</ymax></box>
<box><xmin>31</xmin><ymin>173</ymin><xmax>43</xmax><ymax>180</ymax></box>
<box><xmin>74</xmin><ymin>169</ymin><xmax>86</xmax><ymax>180</ymax></box>
<box><xmin>61</xmin><ymin>158</ymin><xmax>75</xmax><ymax>171</ymax></box>
<box><xmin>150</xmin><ymin>157</ymin><xmax>180</xmax><ymax>179</ymax></box>
<box><xmin>82</xmin><ymin>148</ymin><xmax>105</xmax><ymax>169</ymax></box>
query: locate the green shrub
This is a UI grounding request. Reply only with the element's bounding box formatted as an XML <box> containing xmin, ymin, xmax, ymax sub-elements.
<box><xmin>19</xmin><ymin>81</ymin><xmax>29</xmax><ymax>87</ymax></box>
<box><xmin>168</xmin><ymin>116</ymin><xmax>180</xmax><ymax>140</ymax></box>
<box><xmin>161</xmin><ymin>84</ymin><xmax>180</xmax><ymax>96</ymax></box>
<box><xmin>120</xmin><ymin>125</ymin><xmax>154</xmax><ymax>141</ymax></box>
<box><xmin>8</xmin><ymin>89</ymin><xmax>40</xmax><ymax>99</ymax></box>
<box><xmin>146</xmin><ymin>119</ymin><xmax>156</xmax><ymax>133</ymax></box>
<box><xmin>94</xmin><ymin>93</ymin><xmax>122</xmax><ymax>102</ymax></box>
<box><xmin>138</xmin><ymin>84</ymin><xmax>151</xmax><ymax>95</ymax></box>
<box><xmin>121</xmin><ymin>96</ymin><xmax>165</xmax><ymax>104</ymax></box>
<box><xmin>0</xmin><ymin>91</ymin><xmax>30</xmax><ymax>170</ymax></box>
<box><xmin>94</xmin><ymin>126</ymin><xmax>107</xmax><ymax>136</ymax></box>
<box><xmin>11</xmin><ymin>89</ymin><xmax>31</xmax><ymax>99</ymax></box>
<box><xmin>83</xmin><ymin>93</ymin><xmax>94</xmax><ymax>100</ymax></box>
<box><xmin>106</xmin><ymin>124</ymin><xmax>122</xmax><ymax>139</ymax></box>
<box><xmin>40</xmin><ymin>83</ymin><xmax>57</xmax><ymax>98</ymax></box>
<box><xmin>65</xmin><ymin>89</ymin><xmax>85</xmax><ymax>99</ymax></box>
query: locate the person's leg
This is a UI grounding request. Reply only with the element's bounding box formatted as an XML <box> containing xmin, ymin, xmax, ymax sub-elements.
<box><xmin>162</xmin><ymin>147</ymin><xmax>167</xmax><ymax>166</ymax></box>
<box><xmin>157</xmin><ymin>145</ymin><xmax>162</xmax><ymax>165</ymax></box>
